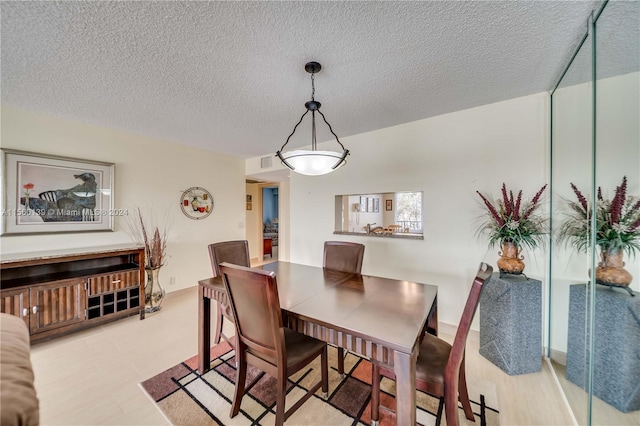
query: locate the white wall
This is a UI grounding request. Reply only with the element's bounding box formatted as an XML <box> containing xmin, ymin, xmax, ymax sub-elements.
<box><xmin>252</xmin><ymin>92</ymin><xmax>549</xmax><ymax>327</ymax></box>
<box><xmin>1</xmin><ymin>107</ymin><xmax>246</xmax><ymax>293</ymax></box>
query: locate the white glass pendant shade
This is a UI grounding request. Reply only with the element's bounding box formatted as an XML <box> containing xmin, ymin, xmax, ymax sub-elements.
<box><xmin>276</xmin><ymin>61</ymin><xmax>350</xmax><ymax>176</ymax></box>
<box><xmin>278</xmin><ymin>149</ymin><xmax>347</xmax><ymax>176</ymax></box>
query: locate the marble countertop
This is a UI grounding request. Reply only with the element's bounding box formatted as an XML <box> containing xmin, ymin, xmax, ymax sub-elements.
<box><xmin>333</xmin><ymin>231</ymin><xmax>423</xmax><ymax>240</ymax></box>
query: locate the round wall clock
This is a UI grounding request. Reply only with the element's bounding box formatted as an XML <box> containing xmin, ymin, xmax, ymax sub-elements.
<box><xmin>180</xmin><ymin>187</ymin><xmax>213</xmax><ymax>220</ymax></box>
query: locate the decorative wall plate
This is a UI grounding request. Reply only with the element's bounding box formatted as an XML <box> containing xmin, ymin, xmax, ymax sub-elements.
<box><xmin>180</xmin><ymin>187</ymin><xmax>213</xmax><ymax>220</ymax></box>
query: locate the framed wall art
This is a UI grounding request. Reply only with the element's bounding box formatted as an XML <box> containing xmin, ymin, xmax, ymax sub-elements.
<box><xmin>386</xmin><ymin>199</ymin><xmax>393</xmax><ymax>211</ymax></box>
<box><xmin>1</xmin><ymin>149</ymin><xmax>115</xmax><ymax>235</ymax></box>
<box><xmin>359</xmin><ymin>196</ymin><xmax>367</xmax><ymax>212</ymax></box>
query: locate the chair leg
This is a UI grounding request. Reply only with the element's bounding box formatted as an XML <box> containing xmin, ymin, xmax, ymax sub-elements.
<box><xmin>337</xmin><ymin>348</ymin><xmax>345</xmax><ymax>378</ymax></box>
<box><xmin>444</xmin><ymin>381</ymin><xmax>460</xmax><ymax>426</ymax></box>
<box><xmin>275</xmin><ymin>368</ymin><xmax>287</xmax><ymax>426</ymax></box>
<box><xmin>230</xmin><ymin>349</ymin><xmax>246</xmax><ymax>418</ymax></box>
<box><xmin>458</xmin><ymin>358</ymin><xmax>475</xmax><ymax>421</ymax></box>
<box><xmin>214</xmin><ymin>301</ymin><xmax>224</xmax><ymax>344</ymax></box>
<box><xmin>321</xmin><ymin>346</ymin><xmax>329</xmax><ymax>398</ymax></box>
<box><xmin>435</xmin><ymin>397</ymin><xmax>444</xmax><ymax>426</ymax></box>
<box><xmin>370</xmin><ymin>364</ymin><xmax>380</xmax><ymax>426</ymax></box>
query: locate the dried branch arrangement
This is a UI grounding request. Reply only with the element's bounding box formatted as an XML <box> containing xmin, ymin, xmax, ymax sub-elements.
<box><xmin>128</xmin><ymin>207</ymin><xmax>169</xmax><ymax>269</ymax></box>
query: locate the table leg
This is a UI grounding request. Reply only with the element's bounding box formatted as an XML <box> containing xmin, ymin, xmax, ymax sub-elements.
<box><xmin>427</xmin><ymin>296</ymin><xmax>438</xmax><ymax>336</ymax></box>
<box><xmin>394</xmin><ymin>348</ymin><xmax>417</xmax><ymax>425</ymax></box>
<box><xmin>198</xmin><ymin>286</ymin><xmax>211</xmax><ymax>374</ymax></box>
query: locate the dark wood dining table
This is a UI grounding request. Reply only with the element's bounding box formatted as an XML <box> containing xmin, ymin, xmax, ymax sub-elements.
<box><xmin>198</xmin><ymin>261</ymin><xmax>438</xmax><ymax>425</ymax></box>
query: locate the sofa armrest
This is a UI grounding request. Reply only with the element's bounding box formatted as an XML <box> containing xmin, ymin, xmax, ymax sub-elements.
<box><xmin>1</xmin><ymin>313</ymin><xmax>39</xmax><ymax>426</ymax></box>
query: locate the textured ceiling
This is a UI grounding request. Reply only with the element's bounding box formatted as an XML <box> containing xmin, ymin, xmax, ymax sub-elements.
<box><xmin>2</xmin><ymin>1</ymin><xmax>607</xmax><ymax>159</ymax></box>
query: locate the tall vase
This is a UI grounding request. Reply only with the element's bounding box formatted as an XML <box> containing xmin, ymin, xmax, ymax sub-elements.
<box><xmin>145</xmin><ymin>267</ymin><xmax>165</xmax><ymax>313</ymax></box>
<box><xmin>595</xmin><ymin>247</ymin><xmax>633</xmax><ymax>288</ymax></box>
<box><xmin>497</xmin><ymin>241</ymin><xmax>525</xmax><ymax>275</ymax></box>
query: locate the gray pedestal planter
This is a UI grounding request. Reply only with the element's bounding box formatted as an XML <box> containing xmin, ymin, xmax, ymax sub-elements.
<box><xmin>479</xmin><ymin>272</ymin><xmax>542</xmax><ymax>375</ymax></box>
<box><xmin>566</xmin><ymin>283</ymin><xmax>640</xmax><ymax>413</ymax></box>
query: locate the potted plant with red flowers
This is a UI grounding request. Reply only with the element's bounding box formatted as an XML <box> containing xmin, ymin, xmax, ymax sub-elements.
<box><xmin>476</xmin><ymin>183</ymin><xmax>548</xmax><ymax>275</ymax></box>
<box><xmin>558</xmin><ymin>176</ymin><xmax>639</xmax><ymax>294</ymax></box>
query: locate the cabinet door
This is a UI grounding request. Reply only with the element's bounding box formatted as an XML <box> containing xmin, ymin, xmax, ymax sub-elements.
<box><xmin>0</xmin><ymin>288</ymin><xmax>30</xmax><ymax>327</ymax></box>
<box><xmin>29</xmin><ymin>279</ymin><xmax>86</xmax><ymax>335</ymax></box>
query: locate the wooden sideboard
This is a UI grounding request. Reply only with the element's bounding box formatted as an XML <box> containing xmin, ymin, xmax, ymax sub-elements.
<box><xmin>0</xmin><ymin>244</ymin><xmax>145</xmax><ymax>344</ymax></box>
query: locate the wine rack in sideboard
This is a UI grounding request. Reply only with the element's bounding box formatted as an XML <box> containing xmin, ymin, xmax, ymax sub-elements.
<box><xmin>0</xmin><ymin>245</ymin><xmax>145</xmax><ymax>344</ymax></box>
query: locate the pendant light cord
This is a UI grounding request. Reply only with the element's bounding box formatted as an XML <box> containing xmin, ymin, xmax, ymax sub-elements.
<box><xmin>277</xmin><ymin>62</ymin><xmax>348</xmax><ymax>155</ymax></box>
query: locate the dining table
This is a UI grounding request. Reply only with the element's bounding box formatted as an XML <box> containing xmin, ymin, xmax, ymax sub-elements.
<box><xmin>198</xmin><ymin>261</ymin><xmax>438</xmax><ymax>425</ymax></box>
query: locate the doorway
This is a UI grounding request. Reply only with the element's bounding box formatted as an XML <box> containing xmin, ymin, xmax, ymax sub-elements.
<box><xmin>262</xmin><ymin>185</ymin><xmax>279</xmax><ymax>262</ymax></box>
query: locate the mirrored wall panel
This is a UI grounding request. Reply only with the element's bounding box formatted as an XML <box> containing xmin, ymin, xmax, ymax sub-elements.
<box><xmin>550</xmin><ymin>16</ymin><xmax>593</xmax><ymax>424</ymax></box>
<box><xmin>592</xmin><ymin>1</ymin><xmax>639</xmax><ymax>423</ymax></box>
<box><xmin>550</xmin><ymin>1</ymin><xmax>640</xmax><ymax>424</ymax></box>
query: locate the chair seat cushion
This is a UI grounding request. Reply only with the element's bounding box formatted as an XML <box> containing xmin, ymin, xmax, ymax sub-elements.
<box><xmin>415</xmin><ymin>334</ymin><xmax>452</xmax><ymax>387</ymax></box>
<box><xmin>379</xmin><ymin>333</ymin><xmax>452</xmax><ymax>387</ymax></box>
<box><xmin>284</xmin><ymin>328</ymin><xmax>325</xmax><ymax>370</ymax></box>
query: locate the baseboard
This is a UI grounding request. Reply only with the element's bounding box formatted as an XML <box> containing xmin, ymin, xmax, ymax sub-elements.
<box><xmin>547</xmin><ymin>347</ymin><xmax>567</xmax><ymax>366</ymax></box>
<box><xmin>438</xmin><ymin>321</ymin><xmax>479</xmax><ymax>343</ymax></box>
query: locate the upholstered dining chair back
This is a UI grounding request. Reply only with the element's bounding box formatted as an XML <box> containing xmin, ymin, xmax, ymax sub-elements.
<box><xmin>220</xmin><ymin>263</ymin><xmax>283</xmax><ymax>365</ymax></box>
<box><xmin>207</xmin><ymin>240</ymin><xmax>250</xmax><ymax>348</ymax></box>
<box><xmin>208</xmin><ymin>240</ymin><xmax>250</xmax><ymax>277</ymax></box>
<box><xmin>323</xmin><ymin>241</ymin><xmax>365</xmax><ymax>274</ymax></box>
<box><xmin>322</xmin><ymin>241</ymin><xmax>365</xmax><ymax>377</ymax></box>
<box><xmin>219</xmin><ymin>263</ymin><xmax>329</xmax><ymax>425</ymax></box>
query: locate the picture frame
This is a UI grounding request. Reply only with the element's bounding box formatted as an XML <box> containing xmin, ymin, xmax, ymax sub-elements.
<box><xmin>373</xmin><ymin>198</ymin><xmax>380</xmax><ymax>213</ymax></box>
<box><xmin>246</xmin><ymin>195</ymin><xmax>252</xmax><ymax>202</ymax></box>
<box><xmin>386</xmin><ymin>199</ymin><xmax>393</xmax><ymax>211</ymax></box>
<box><xmin>246</xmin><ymin>202</ymin><xmax>252</xmax><ymax>211</ymax></box>
<box><xmin>360</xmin><ymin>196</ymin><xmax>367</xmax><ymax>212</ymax></box>
<box><xmin>1</xmin><ymin>149</ymin><xmax>115</xmax><ymax>235</ymax></box>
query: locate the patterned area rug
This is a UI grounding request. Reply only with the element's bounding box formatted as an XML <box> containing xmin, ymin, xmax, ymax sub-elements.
<box><xmin>140</xmin><ymin>341</ymin><xmax>500</xmax><ymax>425</ymax></box>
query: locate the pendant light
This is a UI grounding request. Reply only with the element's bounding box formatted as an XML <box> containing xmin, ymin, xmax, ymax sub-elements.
<box><xmin>276</xmin><ymin>61</ymin><xmax>349</xmax><ymax>176</ymax></box>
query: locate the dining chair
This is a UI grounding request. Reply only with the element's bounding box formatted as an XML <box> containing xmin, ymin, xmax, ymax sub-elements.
<box><xmin>207</xmin><ymin>240</ymin><xmax>251</xmax><ymax>347</ymax></box>
<box><xmin>371</xmin><ymin>262</ymin><xmax>493</xmax><ymax>426</ymax></box>
<box><xmin>323</xmin><ymin>241</ymin><xmax>365</xmax><ymax>377</ymax></box>
<box><xmin>220</xmin><ymin>263</ymin><xmax>329</xmax><ymax>426</ymax></box>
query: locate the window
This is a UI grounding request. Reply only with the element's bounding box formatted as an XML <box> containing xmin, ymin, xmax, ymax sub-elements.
<box><xmin>395</xmin><ymin>192</ymin><xmax>422</xmax><ymax>232</ymax></box>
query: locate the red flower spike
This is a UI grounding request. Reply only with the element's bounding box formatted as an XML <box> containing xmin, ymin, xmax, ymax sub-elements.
<box><xmin>610</xmin><ymin>176</ymin><xmax>627</xmax><ymax>224</ymax></box>
<box><xmin>522</xmin><ymin>184</ymin><xmax>547</xmax><ymax>220</ymax></box>
<box><xmin>514</xmin><ymin>190</ymin><xmax>522</xmax><ymax>221</ymax></box>
<box><xmin>570</xmin><ymin>183</ymin><xmax>588</xmax><ymax>213</ymax></box>
<box><xmin>23</xmin><ymin>183</ymin><xmax>34</xmax><ymax>190</ymax></box>
<box><xmin>509</xmin><ymin>190</ymin><xmax>515</xmax><ymax>217</ymax></box>
<box><xmin>477</xmin><ymin>191</ymin><xmax>504</xmax><ymax>227</ymax></box>
<box><xmin>501</xmin><ymin>184</ymin><xmax>511</xmax><ymax>217</ymax></box>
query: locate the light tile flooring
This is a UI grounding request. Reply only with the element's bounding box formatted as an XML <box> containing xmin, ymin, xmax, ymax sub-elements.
<box><xmin>30</xmin><ymin>283</ymin><xmax>577</xmax><ymax>425</ymax></box>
